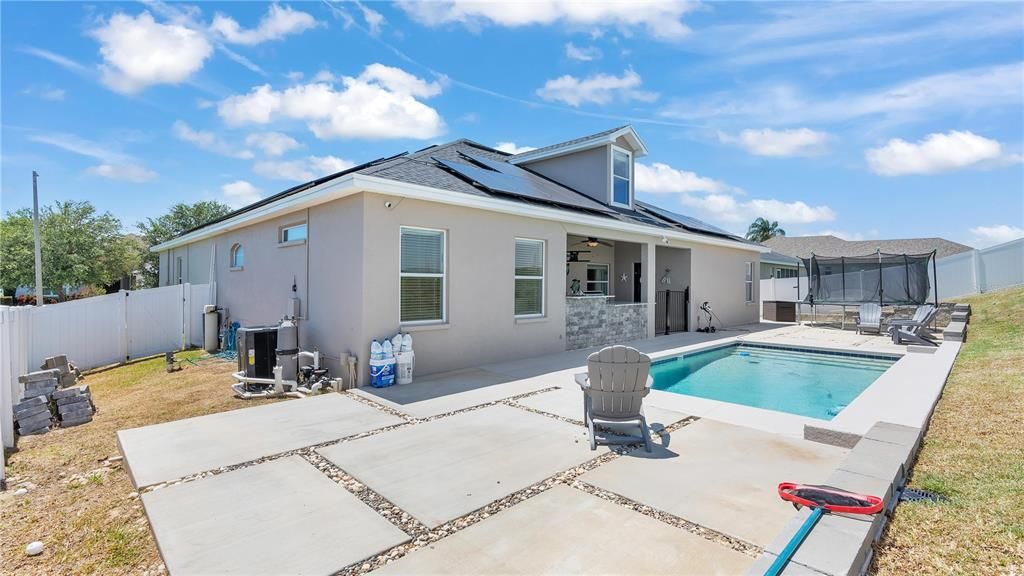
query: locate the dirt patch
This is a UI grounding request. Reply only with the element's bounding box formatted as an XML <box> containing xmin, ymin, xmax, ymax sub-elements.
<box><xmin>1</xmin><ymin>351</ymin><xmax>286</xmax><ymax>575</ymax></box>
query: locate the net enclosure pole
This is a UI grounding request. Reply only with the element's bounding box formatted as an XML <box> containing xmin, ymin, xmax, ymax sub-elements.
<box><xmin>877</xmin><ymin>250</ymin><xmax>883</xmax><ymax>307</ymax></box>
<box><xmin>841</xmin><ymin>257</ymin><xmax>846</xmax><ymax>329</ymax></box>
<box><xmin>904</xmin><ymin>254</ymin><xmax>911</xmax><ymax>303</ymax></box>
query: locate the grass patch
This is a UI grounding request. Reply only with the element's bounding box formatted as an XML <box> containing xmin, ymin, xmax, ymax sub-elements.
<box><xmin>871</xmin><ymin>285</ymin><xmax>1024</xmax><ymax>575</ymax></box>
<box><xmin>1</xmin><ymin>351</ymin><xmax>285</xmax><ymax>575</ymax></box>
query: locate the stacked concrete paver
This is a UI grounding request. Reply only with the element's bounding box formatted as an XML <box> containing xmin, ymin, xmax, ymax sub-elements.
<box><xmin>11</xmin><ymin>355</ymin><xmax>93</xmax><ymax>437</ymax></box>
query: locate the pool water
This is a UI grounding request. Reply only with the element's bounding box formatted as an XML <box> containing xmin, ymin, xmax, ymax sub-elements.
<box><xmin>650</xmin><ymin>344</ymin><xmax>896</xmax><ymax>420</ymax></box>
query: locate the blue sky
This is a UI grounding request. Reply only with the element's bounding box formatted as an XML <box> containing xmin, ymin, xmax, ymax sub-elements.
<box><xmin>2</xmin><ymin>1</ymin><xmax>1022</xmax><ymax>247</ymax></box>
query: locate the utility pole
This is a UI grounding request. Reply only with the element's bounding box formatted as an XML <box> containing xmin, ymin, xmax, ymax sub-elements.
<box><xmin>32</xmin><ymin>171</ymin><xmax>44</xmax><ymax>306</ymax></box>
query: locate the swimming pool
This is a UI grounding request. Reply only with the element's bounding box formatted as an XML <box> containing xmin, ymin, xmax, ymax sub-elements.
<box><xmin>650</xmin><ymin>344</ymin><xmax>897</xmax><ymax>420</ymax></box>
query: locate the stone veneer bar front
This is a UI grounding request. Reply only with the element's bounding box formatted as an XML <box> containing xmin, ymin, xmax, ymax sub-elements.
<box><xmin>565</xmin><ymin>296</ymin><xmax>648</xmax><ymax>351</ymax></box>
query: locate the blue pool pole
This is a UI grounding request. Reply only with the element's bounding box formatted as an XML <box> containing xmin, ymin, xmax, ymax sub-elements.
<box><xmin>764</xmin><ymin>507</ymin><xmax>824</xmax><ymax>576</ymax></box>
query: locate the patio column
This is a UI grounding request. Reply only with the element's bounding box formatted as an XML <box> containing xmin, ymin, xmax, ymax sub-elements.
<box><xmin>643</xmin><ymin>240</ymin><xmax>656</xmax><ymax>338</ymax></box>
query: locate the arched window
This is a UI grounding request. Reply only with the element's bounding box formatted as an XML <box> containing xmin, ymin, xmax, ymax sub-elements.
<box><xmin>230</xmin><ymin>244</ymin><xmax>245</xmax><ymax>269</ymax></box>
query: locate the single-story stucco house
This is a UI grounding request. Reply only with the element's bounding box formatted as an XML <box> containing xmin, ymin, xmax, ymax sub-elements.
<box><xmin>153</xmin><ymin>126</ymin><xmax>768</xmax><ymax>385</ymax></box>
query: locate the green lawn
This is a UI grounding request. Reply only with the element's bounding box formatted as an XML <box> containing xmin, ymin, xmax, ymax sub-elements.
<box><xmin>872</xmin><ymin>285</ymin><xmax>1024</xmax><ymax>575</ymax></box>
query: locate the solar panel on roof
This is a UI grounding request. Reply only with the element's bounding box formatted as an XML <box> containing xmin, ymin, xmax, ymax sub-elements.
<box><xmin>636</xmin><ymin>200</ymin><xmax>736</xmax><ymax>238</ymax></box>
<box><xmin>435</xmin><ymin>156</ymin><xmax>614</xmax><ymax>214</ymax></box>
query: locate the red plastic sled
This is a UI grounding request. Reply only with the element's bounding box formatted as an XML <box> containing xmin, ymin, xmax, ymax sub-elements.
<box><xmin>778</xmin><ymin>482</ymin><xmax>884</xmax><ymax>515</ymax></box>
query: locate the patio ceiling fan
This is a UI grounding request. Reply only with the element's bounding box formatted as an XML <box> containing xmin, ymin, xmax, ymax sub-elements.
<box><xmin>571</xmin><ymin>236</ymin><xmax>613</xmax><ymax>248</ymax></box>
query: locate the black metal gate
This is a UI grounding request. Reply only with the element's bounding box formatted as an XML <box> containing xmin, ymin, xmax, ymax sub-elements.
<box><xmin>655</xmin><ymin>288</ymin><xmax>689</xmax><ymax>335</ymax></box>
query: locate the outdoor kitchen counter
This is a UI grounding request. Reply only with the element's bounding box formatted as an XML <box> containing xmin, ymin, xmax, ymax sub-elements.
<box><xmin>565</xmin><ymin>295</ymin><xmax>649</xmax><ymax>350</ymax></box>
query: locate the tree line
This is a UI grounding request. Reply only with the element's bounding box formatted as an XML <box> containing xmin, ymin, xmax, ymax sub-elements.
<box><xmin>0</xmin><ymin>200</ymin><xmax>231</xmax><ymax>303</ymax></box>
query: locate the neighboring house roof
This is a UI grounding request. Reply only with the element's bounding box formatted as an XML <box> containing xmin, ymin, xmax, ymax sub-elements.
<box><xmin>158</xmin><ymin>127</ymin><xmax>761</xmax><ymax>254</ymax></box>
<box><xmin>760</xmin><ymin>250</ymin><xmax>802</xmax><ymax>267</ymax></box>
<box><xmin>508</xmin><ymin>125</ymin><xmax>648</xmax><ymax>164</ymax></box>
<box><xmin>763</xmin><ymin>235</ymin><xmax>973</xmax><ymax>260</ymax></box>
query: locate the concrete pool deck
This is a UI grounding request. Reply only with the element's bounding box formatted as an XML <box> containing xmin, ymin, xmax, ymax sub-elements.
<box><xmin>118</xmin><ymin>322</ymin><xmax>961</xmax><ymax>575</ymax></box>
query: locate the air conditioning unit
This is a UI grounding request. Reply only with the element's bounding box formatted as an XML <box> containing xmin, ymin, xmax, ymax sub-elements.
<box><xmin>236</xmin><ymin>325</ymin><xmax>278</xmax><ymax>379</ymax></box>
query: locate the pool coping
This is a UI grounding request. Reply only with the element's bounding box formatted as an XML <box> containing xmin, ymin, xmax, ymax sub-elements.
<box><xmin>639</xmin><ymin>335</ymin><xmax>959</xmax><ymax>447</ymax></box>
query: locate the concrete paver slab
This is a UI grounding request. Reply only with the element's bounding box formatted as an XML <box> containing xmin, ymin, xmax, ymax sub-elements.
<box><xmin>371</xmin><ymin>485</ymin><xmax>752</xmax><ymax>575</ymax></box>
<box><xmin>119</xmin><ymin>394</ymin><xmax>404</xmax><ymax>487</ymax></box>
<box><xmin>351</xmin><ymin>368</ymin><xmax>551</xmax><ymax>418</ymax></box>
<box><xmin>515</xmin><ymin>386</ymin><xmax>689</xmax><ymax>431</ymax></box>
<box><xmin>581</xmin><ymin>418</ymin><xmax>847</xmax><ymax>547</ymax></box>
<box><xmin>143</xmin><ymin>456</ymin><xmax>409</xmax><ymax>575</ymax></box>
<box><xmin>318</xmin><ymin>404</ymin><xmax>599</xmax><ymax>528</ymax></box>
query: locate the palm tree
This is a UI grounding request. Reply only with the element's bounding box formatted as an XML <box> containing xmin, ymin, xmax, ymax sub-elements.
<box><xmin>746</xmin><ymin>217</ymin><xmax>786</xmax><ymax>242</ymax></box>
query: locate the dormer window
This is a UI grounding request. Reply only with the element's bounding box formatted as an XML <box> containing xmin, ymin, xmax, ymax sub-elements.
<box><xmin>611</xmin><ymin>146</ymin><xmax>632</xmax><ymax>207</ymax></box>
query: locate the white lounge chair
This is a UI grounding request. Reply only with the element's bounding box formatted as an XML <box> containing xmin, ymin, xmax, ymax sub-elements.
<box><xmin>856</xmin><ymin>303</ymin><xmax>882</xmax><ymax>334</ymax></box>
<box><xmin>576</xmin><ymin>345</ymin><xmax>654</xmax><ymax>452</ymax></box>
<box><xmin>889</xmin><ymin>305</ymin><xmax>939</xmax><ymax>346</ymax></box>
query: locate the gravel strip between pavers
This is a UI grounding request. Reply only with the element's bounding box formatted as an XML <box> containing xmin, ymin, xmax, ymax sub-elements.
<box><xmin>138</xmin><ymin>388</ymin><xmax>561</xmax><ymax>493</ymax></box>
<box><xmin>325</xmin><ymin>416</ymin><xmax>709</xmax><ymax>576</ymax></box>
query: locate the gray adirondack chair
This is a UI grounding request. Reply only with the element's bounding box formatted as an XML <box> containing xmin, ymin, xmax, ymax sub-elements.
<box><xmin>577</xmin><ymin>345</ymin><xmax>654</xmax><ymax>452</ymax></box>
<box><xmin>889</xmin><ymin>304</ymin><xmax>939</xmax><ymax>346</ymax></box>
<box><xmin>856</xmin><ymin>303</ymin><xmax>882</xmax><ymax>334</ymax></box>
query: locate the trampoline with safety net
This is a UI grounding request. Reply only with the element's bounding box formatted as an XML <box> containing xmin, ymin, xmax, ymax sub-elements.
<box><xmin>796</xmin><ymin>250</ymin><xmax>938</xmax><ymax>327</ymax></box>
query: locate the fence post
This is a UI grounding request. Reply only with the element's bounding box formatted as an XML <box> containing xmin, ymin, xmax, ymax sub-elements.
<box><xmin>182</xmin><ymin>283</ymin><xmax>191</xmax><ymax>350</ymax></box>
<box><xmin>121</xmin><ymin>291</ymin><xmax>130</xmax><ymax>362</ymax></box>
<box><xmin>972</xmin><ymin>249</ymin><xmax>983</xmax><ymax>294</ymax></box>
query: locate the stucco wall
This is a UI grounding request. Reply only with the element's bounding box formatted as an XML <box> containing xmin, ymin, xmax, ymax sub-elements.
<box><xmin>688</xmin><ymin>243</ymin><xmax>759</xmax><ymax>328</ymax></box>
<box><xmin>654</xmin><ymin>245</ymin><xmax>691</xmax><ymax>296</ymax></box>
<box><xmin>613</xmin><ymin>241</ymin><xmax>643</xmax><ymax>303</ymax></box>
<box><xmin>157</xmin><ymin>189</ymin><xmax>762</xmax><ymax>385</ymax></box>
<box><xmin>360</xmin><ymin>193</ymin><xmax>568</xmax><ymax>381</ymax></box>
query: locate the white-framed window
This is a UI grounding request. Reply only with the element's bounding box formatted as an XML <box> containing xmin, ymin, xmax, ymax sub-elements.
<box><xmin>610</xmin><ymin>146</ymin><xmax>632</xmax><ymax>208</ymax></box>
<box><xmin>514</xmin><ymin>238</ymin><xmax>545</xmax><ymax>317</ymax></box>
<box><xmin>280</xmin><ymin>223</ymin><xmax>307</xmax><ymax>244</ymax></box>
<box><xmin>400</xmin><ymin>226</ymin><xmax>446</xmax><ymax>324</ymax></box>
<box><xmin>230</xmin><ymin>244</ymin><xmax>245</xmax><ymax>269</ymax></box>
<box><xmin>586</xmin><ymin>263</ymin><xmax>610</xmax><ymax>295</ymax></box>
<box><xmin>745</xmin><ymin>262</ymin><xmax>754</xmax><ymax>303</ymax></box>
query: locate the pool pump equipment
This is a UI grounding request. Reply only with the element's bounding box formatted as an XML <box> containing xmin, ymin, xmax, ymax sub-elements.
<box><xmin>696</xmin><ymin>301</ymin><xmax>721</xmax><ymax>333</ymax></box>
<box><xmin>232</xmin><ymin>313</ymin><xmax>340</xmax><ymax>399</ymax></box>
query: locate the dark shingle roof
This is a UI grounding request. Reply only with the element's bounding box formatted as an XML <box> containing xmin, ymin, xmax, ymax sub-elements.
<box><xmin>173</xmin><ymin>130</ymin><xmax>747</xmax><ymax>247</ymax></box>
<box><xmin>763</xmin><ymin>235</ymin><xmax>973</xmax><ymax>260</ymax></box>
<box><xmin>507</xmin><ymin>125</ymin><xmax>628</xmax><ymax>161</ymax></box>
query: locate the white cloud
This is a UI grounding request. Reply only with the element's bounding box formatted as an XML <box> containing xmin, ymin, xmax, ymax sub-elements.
<box><xmin>969</xmin><ymin>224</ymin><xmax>1024</xmax><ymax>248</ymax></box>
<box><xmin>494</xmin><ymin>142</ymin><xmax>537</xmax><ymax>154</ymax></box>
<box><xmin>220</xmin><ymin>180</ymin><xmax>262</xmax><ymax>207</ymax></box>
<box><xmin>398</xmin><ymin>0</ymin><xmax>695</xmax><ymax>40</ymax></box>
<box><xmin>29</xmin><ymin>131</ymin><xmax>158</xmax><ymax>183</ymax></box>
<box><xmin>210</xmin><ymin>4</ymin><xmax>318</xmax><ymax>45</ymax></box>
<box><xmin>218</xmin><ymin>64</ymin><xmax>445</xmax><ymax>140</ymax></box>
<box><xmin>810</xmin><ymin>230</ymin><xmax>876</xmax><ymax>241</ymax></box>
<box><xmin>23</xmin><ymin>86</ymin><xmax>66</xmax><ymax>101</ymax></box>
<box><xmin>172</xmin><ymin>121</ymin><xmax>253</xmax><ymax>159</ymax></box>
<box><xmin>253</xmin><ymin>155</ymin><xmax>355</xmax><ymax>181</ymax></box>
<box><xmin>284</xmin><ymin>71</ymin><xmax>304</xmax><ymax>82</ymax></box>
<box><xmin>19</xmin><ymin>46</ymin><xmax>91</xmax><ymax>75</ymax></box>
<box><xmin>635</xmin><ymin>161</ymin><xmax>836</xmax><ymax>225</ymax></box>
<box><xmin>663</xmin><ymin>62</ymin><xmax>1024</xmax><ymax>126</ymax></box>
<box><xmin>719</xmin><ymin>128</ymin><xmax>832</xmax><ymax>157</ymax></box>
<box><xmin>85</xmin><ymin>163</ymin><xmax>158</xmax><ymax>183</ymax></box>
<box><xmin>356</xmin><ymin>1</ymin><xmax>386</xmax><ymax>36</ymax></box>
<box><xmin>635</xmin><ymin>162</ymin><xmax>736</xmax><ymax>194</ymax></box>
<box><xmin>245</xmin><ymin>131</ymin><xmax>301</xmax><ymax>156</ymax></box>
<box><xmin>865</xmin><ymin>130</ymin><xmax>1005</xmax><ymax>176</ymax></box>
<box><xmin>91</xmin><ymin>12</ymin><xmax>213</xmax><ymax>94</ymax></box>
<box><xmin>565</xmin><ymin>42</ymin><xmax>602</xmax><ymax>61</ymax></box>
<box><xmin>536</xmin><ymin>69</ymin><xmax>658</xmax><ymax>107</ymax></box>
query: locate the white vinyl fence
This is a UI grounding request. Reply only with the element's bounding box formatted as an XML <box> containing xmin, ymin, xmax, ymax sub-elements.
<box><xmin>1</xmin><ymin>283</ymin><xmax>213</xmax><ymax>449</ymax></box>
<box><xmin>930</xmin><ymin>238</ymin><xmax>1024</xmax><ymax>300</ymax></box>
<box><xmin>760</xmin><ymin>238</ymin><xmax>1024</xmax><ymax>308</ymax></box>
